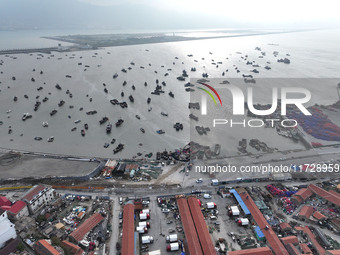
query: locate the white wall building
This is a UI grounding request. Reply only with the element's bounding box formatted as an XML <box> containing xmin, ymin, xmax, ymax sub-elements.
<box><xmin>0</xmin><ymin>209</ymin><xmax>17</xmax><ymax>249</ymax></box>
<box><xmin>21</xmin><ymin>185</ymin><xmax>56</xmax><ymax>215</ymax></box>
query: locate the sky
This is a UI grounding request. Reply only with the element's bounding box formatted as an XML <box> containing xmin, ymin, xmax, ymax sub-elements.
<box><xmin>0</xmin><ymin>0</ymin><xmax>339</xmax><ymax>31</ymax></box>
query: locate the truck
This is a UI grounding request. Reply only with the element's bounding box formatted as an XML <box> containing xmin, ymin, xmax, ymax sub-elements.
<box><xmin>229</xmin><ymin>206</ymin><xmax>240</xmax><ymax>216</ymax></box>
<box><xmin>139</xmin><ymin>221</ymin><xmax>151</xmax><ymax>229</ymax></box>
<box><xmin>141</xmin><ymin>209</ymin><xmax>150</xmax><ymax>214</ymax></box>
<box><xmin>211</xmin><ymin>179</ymin><xmax>219</xmax><ymax>186</ymax></box>
<box><xmin>146</xmin><ymin>251</ymin><xmax>161</xmax><ymax>255</ymax></box>
<box><xmin>238</xmin><ymin>218</ymin><xmax>249</xmax><ymax>226</ymax></box>
<box><xmin>166</xmin><ymin>242</ymin><xmax>179</xmax><ymax>251</ymax></box>
<box><xmin>136</xmin><ymin>226</ymin><xmax>148</xmax><ymax>234</ymax></box>
<box><xmin>203</xmin><ymin>193</ymin><xmax>212</xmax><ymax>199</ymax></box>
<box><xmin>142</xmin><ymin>235</ymin><xmax>154</xmax><ymax>244</ymax></box>
<box><xmin>140</xmin><ymin>213</ymin><xmax>150</xmax><ymax>220</ymax></box>
<box><xmin>206</xmin><ymin>202</ymin><xmax>217</xmax><ymax>209</ymax></box>
<box><xmin>166</xmin><ymin>234</ymin><xmax>178</xmax><ymax>243</ymax></box>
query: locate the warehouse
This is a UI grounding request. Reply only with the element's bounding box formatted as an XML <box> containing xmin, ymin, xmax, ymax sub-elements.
<box><xmin>230</xmin><ymin>189</ymin><xmax>251</xmax><ymax>216</ymax></box>
<box><xmin>187</xmin><ymin>196</ymin><xmax>216</xmax><ymax>255</ymax></box>
<box><xmin>121</xmin><ymin>203</ymin><xmax>135</xmax><ymax>255</ymax></box>
<box><xmin>177</xmin><ymin>197</ymin><xmax>203</xmax><ymax>255</ymax></box>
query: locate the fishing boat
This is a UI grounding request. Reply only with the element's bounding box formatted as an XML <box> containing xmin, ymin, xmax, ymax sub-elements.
<box><xmin>116</xmin><ymin>118</ymin><xmax>124</xmax><ymax>127</ymax></box>
<box><xmin>81</xmin><ymin>129</ymin><xmax>85</xmax><ymax>136</ymax></box>
<box><xmin>140</xmin><ymin>128</ymin><xmax>145</xmax><ymax>133</ymax></box>
<box><xmin>106</xmin><ymin>123</ymin><xmax>112</xmax><ymax>134</ymax></box>
<box><xmin>156</xmin><ymin>129</ymin><xmax>165</xmax><ymax>134</ymax></box>
<box><xmin>113</xmin><ymin>143</ymin><xmax>124</xmax><ymax>154</ymax></box>
<box><xmin>147</xmin><ymin>98</ymin><xmax>151</xmax><ymax>104</ymax></box>
<box><xmin>99</xmin><ymin>117</ymin><xmax>109</xmax><ymax>125</ymax></box>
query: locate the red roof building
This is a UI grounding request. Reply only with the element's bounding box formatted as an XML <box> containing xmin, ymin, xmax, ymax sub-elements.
<box><xmin>69</xmin><ymin>213</ymin><xmax>104</xmax><ymax>242</ymax></box>
<box><xmin>1</xmin><ymin>200</ymin><xmax>28</xmax><ymax>220</ymax></box>
<box><xmin>285</xmin><ymin>243</ymin><xmax>301</xmax><ymax>255</ymax></box>
<box><xmin>121</xmin><ymin>203</ymin><xmax>135</xmax><ymax>255</ymax></box>
<box><xmin>177</xmin><ymin>198</ymin><xmax>203</xmax><ymax>255</ymax></box>
<box><xmin>301</xmin><ymin>226</ymin><xmax>325</xmax><ymax>255</ymax></box>
<box><xmin>34</xmin><ymin>240</ymin><xmax>61</xmax><ymax>255</ymax></box>
<box><xmin>0</xmin><ymin>197</ymin><xmax>11</xmax><ymax>207</ymax></box>
<box><xmin>280</xmin><ymin>236</ymin><xmax>299</xmax><ymax>245</ymax></box>
<box><xmin>329</xmin><ymin>190</ymin><xmax>340</xmax><ymax>199</ymax></box>
<box><xmin>22</xmin><ymin>185</ymin><xmax>46</xmax><ymax>201</ymax></box>
<box><xmin>308</xmin><ymin>184</ymin><xmax>340</xmax><ymax>207</ymax></box>
<box><xmin>298</xmin><ymin>206</ymin><xmax>314</xmax><ymax>220</ymax></box>
<box><xmin>279</xmin><ymin>222</ymin><xmax>292</xmax><ymax>231</ymax></box>
<box><xmin>326</xmin><ymin>250</ymin><xmax>340</xmax><ymax>255</ymax></box>
<box><xmin>300</xmin><ymin>243</ymin><xmax>312</xmax><ymax>254</ymax></box>
<box><xmin>239</xmin><ymin>192</ymin><xmax>289</xmax><ymax>255</ymax></box>
<box><xmin>62</xmin><ymin>240</ymin><xmax>84</xmax><ymax>255</ymax></box>
<box><xmin>313</xmin><ymin>211</ymin><xmax>327</xmax><ymax>221</ymax></box>
<box><xmin>187</xmin><ymin>196</ymin><xmax>215</xmax><ymax>255</ymax></box>
<box><xmin>228</xmin><ymin>247</ymin><xmax>273</xmax><ymax>255</ymax></box>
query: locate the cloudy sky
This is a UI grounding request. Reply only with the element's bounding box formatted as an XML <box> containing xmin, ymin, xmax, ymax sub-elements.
<box><xmin>0</xmin><ymin>0</ymin><xmax>339</xmax><ymax>30</ymax></box>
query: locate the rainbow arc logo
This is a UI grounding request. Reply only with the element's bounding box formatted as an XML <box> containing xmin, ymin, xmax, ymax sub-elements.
<box><xmin>197</xmin><ymin>82</ymin><xmax>222</xmax><ymax>115</ymax></box>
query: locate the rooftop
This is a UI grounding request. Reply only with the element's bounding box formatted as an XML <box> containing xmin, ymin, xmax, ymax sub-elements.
<box><xmin>228</xmin><ymin>247</ymin><xmax>273</xmax><ymax>255</ymax></box>
<box><xmin>295</xmin><ymin>188</ymin><xmax>313</xmax><ymax>200</ymax></box>
<box><xmin>22</xmin><ymin>185</ymin><xmax>46</xmax><ymax>202</ymax></box>
<box><xmin>280</xmin><ymin>236</ymin><xmax>299</xmax><ymax>245</ymax></box>
<box><xmin>69</xmin><ymin>213</ymin><xmax>104</xmax><ymax>242</ymax></box>
<box><xmin>308</xmin><ymin>184</ymin><xmax>340</xmax><ymax>207</ymax></box>
<box><xmin>121</xmin><ymin>203</ymin><xmax>135</xmax><ymax>255</ymax></box>
<box><xmin>239</xmin><ymin>191</ymin><xmax>289</xmax><ymax>255</ymax></box>
<box><xmin>299</xmin><ymin>205</ymin><xmax>314</xmax><ymax>218</ymax></box>
<box><xmin>34</xmin><ymin>240</ymin><xmax>61</xmax><ymax>255</ymax></box>
<box><xmin>301</xmin><ymin>226</ymin><xmax>325</xmax><ymax>255</ymax></box>
<box><xmin>1</xmin><ymin>200</ymin><xmax>26</xmax><ymax>215</ymax></box>
<box><xmin>313</xmin><ymin>211</ymin><xmax>327</xmax><ymax>220</ymax></box>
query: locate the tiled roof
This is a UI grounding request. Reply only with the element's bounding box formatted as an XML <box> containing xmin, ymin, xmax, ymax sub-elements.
<box><xmin>299</xmin><ymin>205</ymin><xmax>314</xmax><ymax>218</ymax></box>
<box><xmin>326</xmin><ymin>250</ymin><xmax>340</xmax><ymax>255</ymax></box>
<box><xmin>301</xmin><ymin>226</ymin><xmax>325</xmax><ymax>255</ymax></box>
<box><xmin>299</xmin><ymin>243</ymin><xmax>312</xmax><ymax>254</ymax></box>
<box><xmin>280</xmin><ymin>222</ymin><xmax>292</xmax><ymax>230</ymax></box>
<box><xmin>281</xmin><ymin>236</ymin><xmax>299</xmax><ymax>245</ymax></box>
<box><xmin>34</xmin><ymin>240</ymin><xmax>61</xmax><ymax>255</ymax></box>
<box><xmin>308</xmin><ymin>184</ymin><xmax>340</xmax><ymax>207</ymax></box>
<box><xmin>329</xmin><ymin>190</ymin><xmax>340</xmax><ymax>199</ymax></box>
<box><xmin>121</xmin><ymin>204</ymin><xmax>135</xmax><ymax>255</ymax></box>
<box><xmin>188</xmin><ymin>196</ymin><xmax>216</xmax><ymax>255</ymax></box>
<box><xmin>69</xmin><ymin>213</ymin><xmax>104</xmax><ymax>242</ymax></box>
<box><xmin>228</xmin><ymin>247</ymin><xmax>273</xmax><ymax>255</ymax></box>
<box><xmin>295</xmin><ymin>188</ymin><xmax>313</xmax><ymax>200</ymax></box>
<box><xmin>239</xmin><ymin>192</ymin><xmax>289</xmax><ymax>255</ymax></box>
<box><xmin>285</xmin><ymin>243</ymin><xmax>301</xmax><ymax>255</ymax></box>
<box><xmin>2</xmin><ymin>200</ymin><xmax>26</xmax><ymax>215</ymax></box>
<box><xmin>177</xmin><ymin>198</ymin><xmax>203</xmax><ymax>255</ymax></box>
<box><xmin>61</xmin><ymin>240</ymin><xmax>84</xmax><ymax>255</ymax></box>
<box><xmin>313</xmin><ymin>211</ymin><xmax>327</xmax><ymax>220</ymax></box>
<box><xmin>292</xmin><ymin>195</ymin><xmax>304</xmax><ymax>204</ymax></box>
<box><xmin>22</xmin><ymin>185</ymin><xmax>46</xmax><ymax>202</ymax></box>
<box><xmin>0</xmin><ymin>196</ymin><xmax>11</xmax><ymax>206</ymax></box>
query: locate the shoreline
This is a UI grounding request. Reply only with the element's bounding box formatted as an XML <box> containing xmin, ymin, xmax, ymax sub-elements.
<box><xmin>0</xmin><ymin>28</ymin><xmax>313</xmax><ymax>55</ymax></box>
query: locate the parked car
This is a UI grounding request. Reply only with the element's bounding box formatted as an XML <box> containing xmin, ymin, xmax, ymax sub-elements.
<box><xmin>196</xmin><ymin>178</ymin><xmax>203</xmax><ymax>183</ymax></box>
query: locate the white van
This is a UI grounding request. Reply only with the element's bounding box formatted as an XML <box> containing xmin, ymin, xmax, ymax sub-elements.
<box><xmin>203</xmin><ymin>194</ymin><xmax>212</xmax><ymax>199</ymax></box>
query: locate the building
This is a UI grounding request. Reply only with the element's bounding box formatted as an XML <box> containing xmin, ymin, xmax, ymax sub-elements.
<box><xmin>285</xmin><ymin>243</ymin><xmax>300</xmax><ymax>255</ymax></box>
<box><xmin>313</xmin><ymin>211</ymin><xmax>327</xmax><ymax>221</ymax></box>
<box><xmin>121</xmin><ymin>203</ymin><xmax>135</xmax><ymax>255</ymax></box>
<box><xmin>33</xmin><ymin>240</ymin><xmax>61</xmax><ymax>255</ymax></box>
<box><xmin>308</xmin><ymin>184</ymin><xmax>340</xmax><ymax>208</ymax></box>
<box><xmin>177</xmin><ymin>198</ymin><xmax>203</xmax><ymax>255</ymax></box>
<box><xmin>0</xmin><ymin>200</ymin><xmax>29</xmax><ymax>220</ymax></box>
<box><xmin>22</xmin><ymin>185</ymin><xmax>56</xmax><ymax>215</ymax></box>
<box><xmin>69</xmin><ymin>213</ymin><xmax>104</xmax><ymax>243</ymax></box>
<box><xmin>0</xmin><ymin>238</ymin><xmax>20</xmax><ymax>255</ymax></box>
<box><xmin>279</xmin><ymin>222</ymin><xmax>292</xmax><ymax>232</ymax></box>
<box><xmin>0</xmin><ymin>197</ymin><xmax>11</xmax><ymax>207</ymax></box>
<box><xmin>228</xmin><ymin>247</ymin><xmax>273</xmax><ymax>255</ymax></box>
<box><xmin>61</xmin><ymin>240</ymin><xmax>84</xmax><ymax>255</ymax></box>
<box><xmin>280</xmin><ymin>236</ymin><xmax>299</xmax><ymax>245</ymax></box>
<box><xmin>0</xmin><ymin>209</ymin><xmax>17</xmax><ymax>249</ymax></box>
<box><xmin>298</xmin><ymin>205</ymin><xmax>314</xmax><ymax>220</ymax></box>
<box><xmin>187</xmin><ymin>196</ymin><xmax>216</xmax><ymax>255</ymax></box>
<box><xmin>326</xmin><ymin>250</ymin><xmax>340</xmax><ymax>255</ymax></box>
<box><xmin>291</xmin><ymin>188</ymin><xmax>313</xmax><ymax>205</ymax></box>
<box><xmin>301</xmin><ymin>226</ymin><xmax>326</xmax><ymax>255</ymax></box>
<box><xmin>300</xmin><ymin>243</ymin><xmax>312</xmax><ymax>254</ymax></box>
<box><xmin>239</xmin><ymin>191</ymin><xmax>289</xmax><ymax>255</ymax></box>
